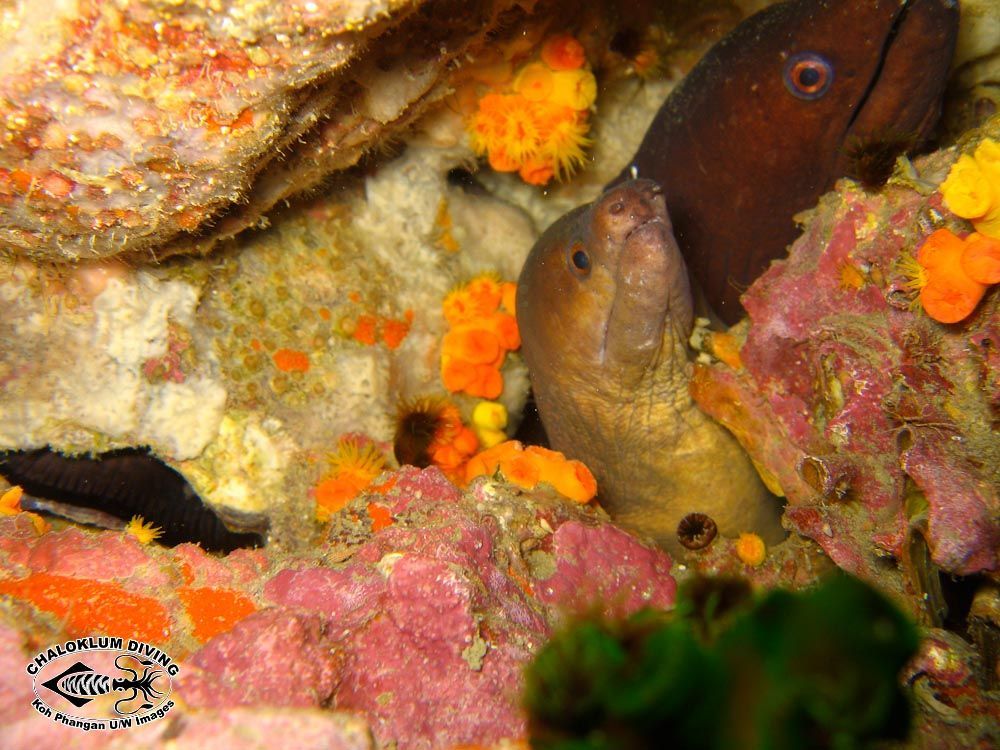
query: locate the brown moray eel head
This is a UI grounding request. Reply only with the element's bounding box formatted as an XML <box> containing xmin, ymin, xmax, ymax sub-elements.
<box><xmin>615</xmin><ymin>0</ymin><xmax>959</xmax><ymax>323</ymax></box>
<box><xmin>517</xmin><ymin>180</ymin><xmax>783</xmax><ymax>554</ymax></box>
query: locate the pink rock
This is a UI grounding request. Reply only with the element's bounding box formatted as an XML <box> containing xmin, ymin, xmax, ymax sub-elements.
<box><xmin>179</xmin><ymin>609</ymin><xmax>339</xmax><ymax>709</ymax></box>
<box><xmin>694</xmin><ymin>155</ymin><xmax>999</xmax><ymax>582</ymax></box>
<box><xmin>0</xmin><ymin>465</ymin><xmax>676</xmax><ymax>749</ymax></box>
<box><xmin>534</xmin><ymin>521</ymin><xmax>676</xmax><ymax>615</ymax></box>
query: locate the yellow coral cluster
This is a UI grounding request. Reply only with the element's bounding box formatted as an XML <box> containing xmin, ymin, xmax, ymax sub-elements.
<box><xmin>464</xmin><ymin>440</ymin><xmax>597</xmax><ymax>503</ymax></box>
<box><xmin>441</xmin><ymin>275</ymin><xmax>520</xmax><ymax>399</ymax></box>
<box><xmin>314</xmin><ymin>437</ymin><xmax>386</xmax><ymax>522</ymax></box>
<box><xmin>472</xmin><ymin>400</ymin><xmax>508</xmax><ymax>448</ymax></box>
<box><xmin>940</xmin><ymin>138</ymin><xmax>1000</xmax><ymax>240</ymax></box>
<box><xmin>466</xmin><ymin>35</ymin><xmax>597</xmax><ymax>185</ymax></box>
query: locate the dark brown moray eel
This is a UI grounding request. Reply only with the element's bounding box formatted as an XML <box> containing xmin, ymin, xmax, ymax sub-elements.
<box><xmin>612</xmin><ymin>0</ymin><xmax>959</xmax><ymax>324</ymax></box>
<box><xmin>517</xmin><ymin>0</ymin><xmax>958</xmax><ymax>553</ymax></box>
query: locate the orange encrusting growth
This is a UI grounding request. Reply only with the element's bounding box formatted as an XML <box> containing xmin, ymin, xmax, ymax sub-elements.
<box><xmin>0</xmin><ymin>573</ymin><xmax>170</xmax><ymax>642</ymax></box>
<box><xmin>366</xmin><ymin>502</ymin><xmax>394</xmax><ymax>532</ymax></box>
<box><xmin>466</xmin><ymin>35</ymin><xmax>596</xmax><ymax>185</ymax></box>
<box><xmin>907</xmin><ymin>228</ymin><xmax>999</xmax><ymax>323</ymax></box>
<box><xmin>346</xmin><ymin>311</ymin><xmax>413</xmax><ymax>350</ymax></box>
<box><xmin>441</xmin><ymin>275</ymin><xmax>519</xmax><ymax>400</ymax></box>
<box><xmin>272</xmin><ymin>347</ymin><xmax>311</xmax><ymax>373</ymax></box>
<box><xmin>178</xmin><ymin>586</ymin><xmax>257</xmax><ymax>642</ymax></box>
<box><xmin>314</xmin><ymin>437</ymin><xmax>387</xmax><ymax>522</ymax></box>
<box><xmin>735</xmin><ymin>533</ymin><xmax>767</xmax><ymax>567</ymax></box>
<box><xmin>464</xmin><ymin>440</ymin><xmax>597</xmax><ymax>503</ymax></box>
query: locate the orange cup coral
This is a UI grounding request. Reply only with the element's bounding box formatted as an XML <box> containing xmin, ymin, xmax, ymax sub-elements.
<box><xmin>906</xmin><ymin>228</ymin><xmax>999</xmax><ymax>323</ymax></box>
<box><xmin>440</xmin><ymin>275</ymin><xmax>519</xmax><ymax>400</ymax></box>
<box><xmin>466</xmin><ymin>35</ymin><xmax>596</xmax><ymax>185</ymax></box>
<box><xmin>464</xmin><ymin>440</ymin><xmax>597</xmax><ymax>503</ymax></box>
<box><xmin>314</xmin><ymin>437</ymin><xmax>387</xmax><ymax>522</ymax></box>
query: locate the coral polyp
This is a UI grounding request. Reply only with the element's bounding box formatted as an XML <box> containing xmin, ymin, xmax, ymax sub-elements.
<box><xmin>465</xmin><ymin>34</ymin><xmax>597</xmax><ymax>185</ymax></box>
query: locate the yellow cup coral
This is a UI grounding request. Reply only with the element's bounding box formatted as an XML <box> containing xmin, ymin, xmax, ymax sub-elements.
<box><xmin>472</xmin><ymin>400</ymin><xmax>508</xmax><ymax>448</ymax></box>
<box><xmin>464</xmin><ymin>440</ymin><xmax>597</xmax><ymax>503</ymax></box>
<box><xmin>940</xmin><ymin>138</ymin><xmax>1000</xmax><ymax>240</ymax></box>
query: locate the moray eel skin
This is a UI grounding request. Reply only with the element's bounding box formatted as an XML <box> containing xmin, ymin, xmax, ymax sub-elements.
<box><xmin>0</xmin><ymin>448</ymin><xmax>264</xmax><ymax>552</ymax></box>
<box><xmin>612</xmin><ymin>0</ymin><xmax>959</xmax><ymax>323</ymax></box>
<box><xmin>517</xmin><ymin>180</ymin><xmax>783</xmax><ymax>553</ymax></box>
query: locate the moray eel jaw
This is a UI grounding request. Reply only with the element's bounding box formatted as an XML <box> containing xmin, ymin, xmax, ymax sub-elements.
<box><xmin>835</xmin><ymin>0</ymin><xmax>959</xmax><ymax>175</ymax></box>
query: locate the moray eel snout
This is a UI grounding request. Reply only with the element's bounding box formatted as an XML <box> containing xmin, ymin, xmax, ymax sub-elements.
<box><xmin>519</xmin><ymin>179</ymin><xmax>692</xmax><ymax>389</ymax></box>
<box><xmin>518</xmin><ymin>180</ymin><xmax>783</xmax><ymax>554</ymax></box>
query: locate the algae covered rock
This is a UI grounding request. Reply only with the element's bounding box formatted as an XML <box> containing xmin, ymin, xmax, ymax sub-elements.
<box><xmin>691</xmin><ymin>123</ymin><xmax>1000</xmax><ymax>599</ymax></box>
<box><xmin>0</xmin><ymin>466</ymin><xmax>676</xmax><ymax>749</ymax></box>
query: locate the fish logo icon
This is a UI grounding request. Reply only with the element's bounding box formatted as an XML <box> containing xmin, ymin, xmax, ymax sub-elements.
<box><xmin>27</xmin><ymin>638</ymin><xmax>178</xmax><ymax>730</ymax></box>
<box><xmin>40</xmin><ymin>655</ymin><xmax>168</xmax><ymax>714</ymax></box>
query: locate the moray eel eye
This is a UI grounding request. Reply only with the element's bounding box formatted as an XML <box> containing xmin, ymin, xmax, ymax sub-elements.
<box><xmin>783</xmin><ymin>52</ymin><xmax>833</xmax><ymax>100</ymax></box>
<box><xmin>568</xmin><ymin>243</ymin><xmax>591</xmax><ymax>275</ymax></box>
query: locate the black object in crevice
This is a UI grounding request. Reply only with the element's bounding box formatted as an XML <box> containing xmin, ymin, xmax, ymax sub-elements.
<box><xmin>0</xmin><ymin>448</ymin><xmax>264</xmax><ymax>553</ymax></box>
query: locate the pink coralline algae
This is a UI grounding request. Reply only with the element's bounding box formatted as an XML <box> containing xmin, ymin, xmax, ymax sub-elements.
<box><xmin>691</xmin><ymin>144</ymin><xmax>999</xmax><ymax>593</ymax></box>
<box><xmin>0</xmin><ymin>466</ymin><xmax>675</xmax><ymax>750</ymax></box>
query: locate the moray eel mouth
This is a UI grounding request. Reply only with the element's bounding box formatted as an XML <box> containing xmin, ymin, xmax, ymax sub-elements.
<box><xmin>838</xmin><ymin>0</ymin><xmax>959</xmax><ymax>167</ymax></box>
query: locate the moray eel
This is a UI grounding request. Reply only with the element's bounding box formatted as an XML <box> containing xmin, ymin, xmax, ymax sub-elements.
<box><xmin>0</xmin><ymin>448</ymin><xmax>264</xmax><ymax>552</ymax></box>
<box><xmin>517</xmin><ymin>0</ymin><xmax>959</xmax><ymax>551</ymax></box>
<box><xmin>612</xmin><ymin>0</ymin><xmax>959</xmax><ymax>323</ymax></box>
<box><xmin>517</xmin><ymin>180</ymin><xmax>783</xmax><ymax>553</ymax></box>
